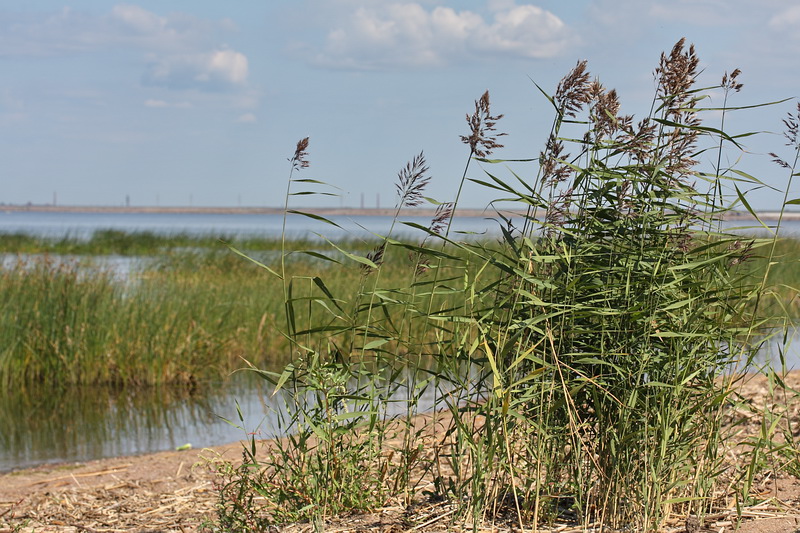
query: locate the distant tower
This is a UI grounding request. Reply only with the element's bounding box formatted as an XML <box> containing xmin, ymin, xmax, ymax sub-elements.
<box><xmin>126</xmin><ymin>195</ymin><xmax>130</xmax><ymax>207</ymax></box>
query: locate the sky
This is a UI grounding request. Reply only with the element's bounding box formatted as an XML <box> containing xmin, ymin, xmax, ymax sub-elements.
<box><xmin>2</xmin><ymin>0</ymin><xmax>799</xmax><ymax>211</ymax></box>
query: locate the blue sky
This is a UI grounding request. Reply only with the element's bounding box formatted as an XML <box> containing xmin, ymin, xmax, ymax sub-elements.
<box><xmin>2</xmin><ymin>1</ymin><xmax>798</xmax><ymax>210</ymax></box>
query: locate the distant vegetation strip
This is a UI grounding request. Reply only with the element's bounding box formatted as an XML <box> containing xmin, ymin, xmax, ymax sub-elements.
<box><xmin>0</xmin><ymin>230</ymin><xmax>375</xmax><ymax>255</ymax></box>
<box><xmin>0</xmin><ymin>233</ymin><xmax>798</xmax><ymax>389</ymax></box>
<box><xmin>2</xmin><ymin>203</ymin><xmax>799</xmax><ymax>220</ymax></box>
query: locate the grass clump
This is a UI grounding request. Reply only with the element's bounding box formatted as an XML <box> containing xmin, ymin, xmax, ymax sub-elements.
<box><xmin>211</xmin><ymin>40</ymin><xmax>798</xmax><ymax>531</ymax></box>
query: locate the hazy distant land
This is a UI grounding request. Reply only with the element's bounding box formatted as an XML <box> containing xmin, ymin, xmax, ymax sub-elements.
<box><xmin>1</xmin><ymin>204</ymin><xmax>798</xmax><ymax>221</ymax></box>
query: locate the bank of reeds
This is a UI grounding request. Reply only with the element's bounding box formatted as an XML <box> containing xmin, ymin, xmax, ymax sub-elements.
<box><xmin>210</xmin><ymin>40</ymin><xmax>800</xmax><ymax>532</ymax></box>
<box><xmin>0</xmin><ymin>250</ymin><xmax>421</xmax><ymax>387</ymax></box>
<box><xmin>0</xmin><ymin>230</ymin><xmax>356</xmax><ymax>256</ymax></box>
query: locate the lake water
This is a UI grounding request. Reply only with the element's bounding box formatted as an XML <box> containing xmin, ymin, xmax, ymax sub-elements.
<box><xmin>0</xmin><ymin>210</ymin><xmax>510</xmax><ymax>241</ymax></box>
<box><xmin>3</xmin><ymin>210</ymin><xmax>800</xmax><ymax>240</ymax></box>
<box><xmin>1</xmin><ymin>210</ymin><xmax>799</xmax><ymax>473</ymax></box>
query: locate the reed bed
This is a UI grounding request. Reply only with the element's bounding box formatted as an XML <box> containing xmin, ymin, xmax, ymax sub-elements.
<box><xmin>208</xmin><ymin>40</ymin><xmax>800</xmax><ymax>532</ymax></box>
<box><xmin>0</xmin><ymin>230</ymin><xmax>356</xmax><ymax>256</ymax></box>
<box><xmin>0</xmin><ymin>250</ymin><xmax>425</xmax><ymax>387</ymax></box>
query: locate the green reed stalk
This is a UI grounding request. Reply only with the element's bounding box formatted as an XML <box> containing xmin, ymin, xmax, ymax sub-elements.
<box><xmin>209</xmin><ymin>38</ymin><xmax>797</xmax><ymax>533</ymax></box>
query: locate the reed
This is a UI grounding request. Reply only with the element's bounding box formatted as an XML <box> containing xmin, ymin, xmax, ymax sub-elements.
<box><xmin>209</xmin><ymin>39</ymin><xmax>800</xmax><ymax>532</ymax></box>
<box><xmin>0</xmin><ymin>250</ymin><xmax>418</xmax><ymax>387</ymax></box>
<box><xmin>0</xmin><ymin>230</ymin><xmax>364</xmax><ymax>256</ymax></box>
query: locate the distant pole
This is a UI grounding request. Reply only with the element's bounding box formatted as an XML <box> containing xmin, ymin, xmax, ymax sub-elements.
<box><xmin>126</xmin><ymin>195</ymin><xmax>130</xmax><ymax>207</ymax></box>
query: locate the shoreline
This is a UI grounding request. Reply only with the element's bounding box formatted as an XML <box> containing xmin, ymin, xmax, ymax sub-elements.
<box><xmin>3</xmin><ymin>372</ymin><xmax>800</xmax><ymax>532</ymax></box>
<box><xmin>2</xmin><ymin>204</ymin><xmax>800</xmax><ymax>220</ymax></box>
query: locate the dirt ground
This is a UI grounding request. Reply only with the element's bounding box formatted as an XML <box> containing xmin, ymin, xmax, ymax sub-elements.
<box><xmin>3</xmin><ymin>373</ymin><xmax>800</xmax><ymax>533</ymax></box>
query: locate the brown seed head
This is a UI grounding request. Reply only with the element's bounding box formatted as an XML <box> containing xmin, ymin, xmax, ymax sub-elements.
<box><xmin>396</xmin><ymin>152</ymin><xmax>430</xmax><ymax>208</ymax></box>
<box><xmin>429</xmin><ymin>202</ymin><xmax>454</xmax><ymax>236</ymax></box>
<box><xmin>721</xmin><ymin>69</ymin><xmax>743</xmax><ymax>93</ymax></box>
<box><xmin>361</xmin><ymin>242</ymin><xmax>386</xmax><ymax>275</ymax></box>
<box><xmin>555</xmin><ymin>60</ymin><xmax>592</xmax><ymax>118</ymax></box>
<box><xmin>655</xmin><ymin>38</ymin><xmax>699</xmax><ymax>119</ymax></box>
<box><xmin>291</xmin><ymin>137</ymin><xmax>310</xmax><ymax>170</ymax></box>
<box><xmin>782</xmin><ymin>103</ymin><xmax>800</xmax><ymax>148</ymax></box>
<box><xmin>460</xmin><ymin>90</ymin><xmax>506</xmax><ymax>158</ymax></box>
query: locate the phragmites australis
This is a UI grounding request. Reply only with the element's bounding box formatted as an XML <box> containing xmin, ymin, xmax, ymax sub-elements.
<box><xmin>396</xmin><ymin>152</ymin><xmax>430</xmax><ymax>208</ymax></box>
<box><xmin>555</xmin><ymin>60</ymin><xmax>592</xmax><ymax>118</ymax></box>
<box><xmin>540</xmin><ymin>134</ymin><xmax>571</xmax><ymax>185</ymax></box>
<box><xmin>291</xmin><ymin>137</ymin><xmax>310</xmax><ymax>170</ymax></box>
<box><xmin>460</xmin><ymin>90</ymin><xmax>506</xmax><ymax>158</ymax></box>
<box><xmin>587</xmin><ymin>80</ymin><xmax>628</xmax><ymax>140</ymax></box>
<box><xmin>655</xmin><ymin>38</ymin><xmax>700</xmax><ymax>119</ymax></box>
<box><xmin>653</xmin><ymin>39</ymin><xmax>702</xmax><ymax>180</ymax></box>
<box><xmin>721</xmin><ymin>69</ymin><xmax>743</xmax><ymax>93</ymax></box>
<box><xmin>428</xmin><ymin>202</ymin><xmax>454</xmax><ymax>237</ymax></box>
<box><xmin>362</xmin><ymin>242</ymin><xmax>386</xmax><ymax>275</ymax></box>
<box><xmin>782</xmin><ymin>103</ymin><xmax>800</xmax><ymax>149</ymax></box>
<box><xmin>770</xmin><ymin>103</ymin><xmax>800</xmax><ymax>168</ymax></box>
<box><xmin>411</xmin><ymin>202</ymin><xmax>453</xmax><ymax>276</ymax></box>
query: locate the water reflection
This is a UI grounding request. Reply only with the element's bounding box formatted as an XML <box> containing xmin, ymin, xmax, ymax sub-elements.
<box><xmin>0</xmin><ymin>375</ymin><xmax>281</xmax><ymax>473</ymax></box>
<box><xmin>0</xmin><ymin>367</ymin><xmax>453</xmax><ymax>473</ymax></box>
<box><xmin>2</xmin><ymin>333</ymin><xmax>798</xmax><ymax>474</ymax></box>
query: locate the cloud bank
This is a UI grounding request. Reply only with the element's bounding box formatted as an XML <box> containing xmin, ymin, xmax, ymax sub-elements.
<box><xmin>305</xmin><ymin>2</ymin><xmax>575</xmax><ymax>69</ymax></box>
<box><xmin>0</xmin><ymin>4</ymin><xmax>249</xmax><ymax>92</ymax></box>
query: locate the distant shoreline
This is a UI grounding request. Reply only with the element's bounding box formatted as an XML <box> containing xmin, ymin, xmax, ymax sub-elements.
<box><xmin>1</xmin><ymin>204</ymin><xmax>799</xmax><ymax>221</ymax></box>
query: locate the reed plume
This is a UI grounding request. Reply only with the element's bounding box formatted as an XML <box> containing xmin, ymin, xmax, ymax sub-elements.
<box><xmin>290</xmin><ymin>137</ymin><xmax>310</xmax><ymax>170</ymax></box>
<box><xmin>460</xmin><ymin>90</ymin><xmax>506</xmax><ymax>158</ymax></box>
<box><xmin>396</xmin><ymin>152</ymin><xmax>430</xmax><ymax>208</ymax></box>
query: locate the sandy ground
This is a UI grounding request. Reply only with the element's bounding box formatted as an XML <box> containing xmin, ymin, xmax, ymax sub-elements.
<box><xmin>3</xmin><ymin>374</ymin><xmax>800</xmax><ymax>532</ymax></box>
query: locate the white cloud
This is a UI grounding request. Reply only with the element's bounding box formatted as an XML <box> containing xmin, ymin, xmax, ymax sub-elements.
<box><xmin>111</xmin><ymin>4</ymin><xmax>165</xmax><ymax>34</ymax></box>
<box><xmin>769</xmin><ymin>6</ymin><xmax>800</xmax><ymax>32</ymax></box>
<box><xmin>142</xmin><ymin>49</ymin><xmax>249</xmax><ymax>91</ymax></box>
<box><xmin>0</xmin><ymin>5</ymin><xmax>251</xmax><ymax>94</ymax></box>
<box><xmin>308</xmin><ymin>2</ymin><xmax>575</xmax><ymax>69</ymax></box>
<box><xmin>144</xmin><ymin>99</ymin><xmax>192</xmax><ymax>108</ymax></box>
<box><xmin>0</xmin><ymin>4</ymin><xmax>224</xmax><ymax>57</ymax></box>
<box><xmin>236</xmin><ymin>113</ymin><xmax>257</xmax><ymax>123</ymax></box>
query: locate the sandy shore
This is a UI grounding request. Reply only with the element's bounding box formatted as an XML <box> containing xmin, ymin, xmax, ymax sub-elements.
<box><xmin>3</xmin><ymin>372</ymin><xmax>800</xmax><ymax>532</ymax></box>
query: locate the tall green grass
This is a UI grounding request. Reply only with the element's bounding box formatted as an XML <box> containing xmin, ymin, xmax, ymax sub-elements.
<box><xmin>210</xmin><ymin>40</ymin><xmax>800</xmax><ymax>532</ymax></box>
<box><xmin>0</xmin><ymin>230</ymin><xmax>361</xmax><ymax>256</ymax></box>
<box><xmin>0</xmin><ymin>250</ymin><xmax>416</xmax><ymax>387</ymax></box>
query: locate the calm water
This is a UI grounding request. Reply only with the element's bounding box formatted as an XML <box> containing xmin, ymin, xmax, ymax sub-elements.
<box><xmin>1</xmin><ymin>210</ymin><xmax>799</xmax><ymax>472</ymax></box>
<box><xmin>3</xmin><ymin>210</ymin><xmax>799</xmax><ymax>240</ymax></box>
<box><xmin>0</xmin><ymin>210</ymin><xmax>509</xmax><ymax>240</ymax></box>
<box><xmin>0</xmin><ymin>376</ymin><xmax>279</xmax><ymax>472</ymax></box>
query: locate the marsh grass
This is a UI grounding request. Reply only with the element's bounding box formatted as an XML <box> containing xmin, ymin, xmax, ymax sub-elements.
<box><xmin>0</xmin><ymin>249</ymin><xmax>421</xmax><ymax>387</ymax></box>
<box><xmin>0</xmin><ymin>230</ymin><xmax>367</xmax><ymax>256</ymax></box>
<box><xmin>208</xmin><ymin>39</ymin><xmax>800</xmax><ymax>532</ymax></box>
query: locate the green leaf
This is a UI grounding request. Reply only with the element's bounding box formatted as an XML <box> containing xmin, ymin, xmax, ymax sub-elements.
<box><xmin>363</xmin><ymin>338</ymin><xmax>390</xmax><ymax>350</ymax></box>
<box><xmin>287</xmin><ymin>210</ymin><xmax>342</xmax><ymax>228</ymax></box>
<box><xmin>224</xmin><ymin>244</ymin><xmax>282</xmax><ymax>278</ymax></box>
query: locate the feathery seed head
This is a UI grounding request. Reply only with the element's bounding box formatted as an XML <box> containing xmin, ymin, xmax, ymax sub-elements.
<box><xmin>655</xmin><ymin>38</ymin><xmax>699</xmax><ymax>119</ymax></box>
<box><xmin>555</xmin><ymin>60</ymin><xmax>592</xmax><ymax>118</ymax></box>
<box><xmin>396</xmin><ymin>152</ymin><xmax>430</xmax><ymax>208</ymax></box>
<box><xmin>721</xmin><ymin>69</ymin><xmax>743</xmax><ymax>93</ymax></box>
<box><xmin>291</xmin><ymin>137</ymin><xmax>310</xmax><ymax>170</ymax></box>
<box><xmin>460</xmin><ymin>90</ymin><xmax>506</xmax><ymax>158</ymax></box>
